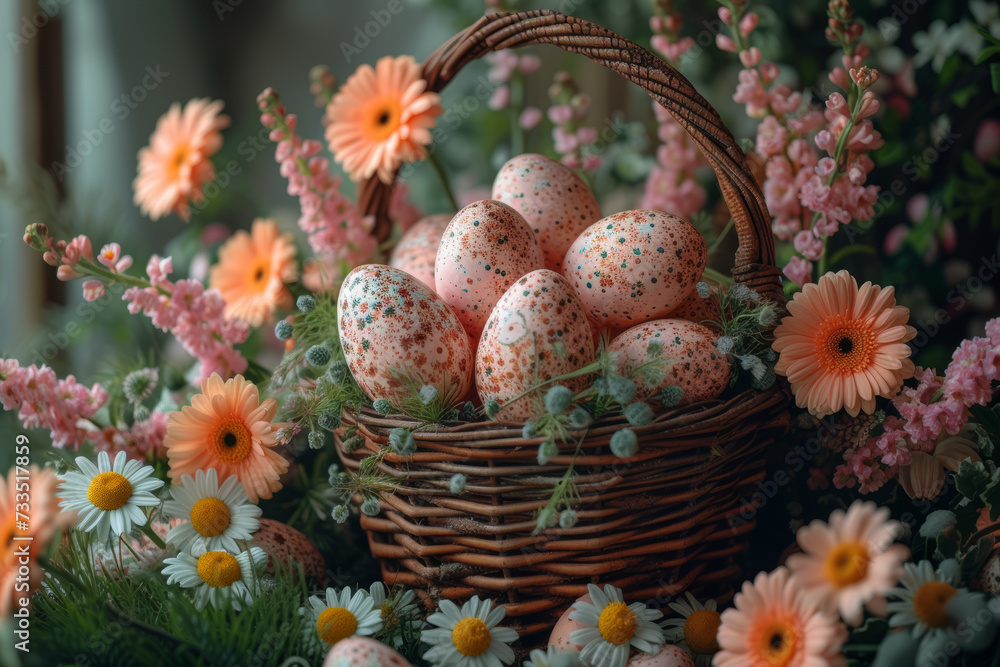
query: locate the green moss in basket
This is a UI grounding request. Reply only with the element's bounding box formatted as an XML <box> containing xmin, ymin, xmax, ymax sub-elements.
<box><xmin>378</xmin><ymin>368</ymin><xmax>469</xmax><ymax>423</ymax></box>
<box><xmin>329</xmin><ymin>447</ymin><xmax>400</xmax><ymax>524</ymax></box>
<box><xmin>697</xmin><ymin>281</ymin><xmax>780</xmax><ymax>391</ymax></box>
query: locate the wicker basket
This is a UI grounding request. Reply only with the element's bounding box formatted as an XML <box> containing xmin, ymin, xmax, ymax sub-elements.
<box><xmin>337</xmin><ymin>9</ymin><xmax>790</xmax><ymax>646</ymax></box>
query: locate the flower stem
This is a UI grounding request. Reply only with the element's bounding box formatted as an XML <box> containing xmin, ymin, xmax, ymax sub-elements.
<box><xmin>703</xmin><ymin>266</ymin><xmax>735</xmax><ymax>286</ymax></box>
<box><xmin>427</xmin><ymin>152</ymin><xmax>460</xmax><ymax>213</ymax></box>
<box><xmin>138</xmin><ymin>519</ymin><xmax>166</xmax><ymax>550</ymax></box>
<box><xmin>707</xmin><ymin>217</ymin><xmax>735</xmax><ymax>256</ymax></box>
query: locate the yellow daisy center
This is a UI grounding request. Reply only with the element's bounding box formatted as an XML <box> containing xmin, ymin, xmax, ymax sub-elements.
<box><xmin>87</xmin><ymin>472</ymin><xmax>133</xmax><ymax>511</ymax></box>
<box><xmin>598</xmin><ymin>601</ymin><xmax>637</xmax><ymax>646</ymax></box>
<box><xmin>684</xmin><ymin>609</ymin><xmax>721</xmax><ymax>655</ymax></box>
<box><xmin>317</xmin><ymin>606</ymin><xmax>358</xmax><ymax>645</ymax></box>
<box><xmin>196</xmin><ymin>551</ymin><xmax>242</xmax><ymax>588</ymax></box>
<box><xmin>190</xmin><ymin>497</ymin><xmax>231</xmax><ymax>537</ymax></box>
<box><xmin>913</xmin><ymin>581</ymin><xmax>958</xmax><ymax>629</ymax></box>
<box><xmin>452</xmin><ymin>617</ymin><xmax>492</xmax><ymax>657</ymax></box>
<box><xmin>758</xmin><ymin>621</ymin><xmax>796</xmax><ymax>666</ymax></box>
<box><xmin>816</xmin><ymin>315</ymin><xmax>876</xmax><ymax>373</ymax></box>
<box><xmin>365</xmin><ymin>98</ymin><xmax>402</xmax><ymax>142</ymax></box>
<box><xmin>213</xmin><ymin>418</ymin><xmax>253</xmax><ymax>465</ymax></box>
<box><xmin>823</xmin><ymin>541</ymin><xmax>870</xmax><ymax>588</ymax></box>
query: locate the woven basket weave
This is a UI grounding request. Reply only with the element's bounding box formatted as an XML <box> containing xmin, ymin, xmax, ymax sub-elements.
<box><xmin>337</xmin><ymin>9</ymin><xmax>790</xmax><ymax>645</ymax></box>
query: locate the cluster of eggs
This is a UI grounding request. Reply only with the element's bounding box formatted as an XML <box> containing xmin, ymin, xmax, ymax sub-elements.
<box><xmin>338</xmin><ymin>153</ymin><xmax>730</xmax><ymax>423</ymax></box>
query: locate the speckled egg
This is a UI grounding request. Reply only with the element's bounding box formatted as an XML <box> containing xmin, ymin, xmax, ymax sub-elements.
<box><xmin>435</xmin><ymin>200</ymin><xmax>544</xmax><ymax>338</ymax></box>
<box><xmin>609</xmin><ymin>319</ymin><xmax>730</xmax><ymax>404</ymax></box>
<box><xmin>476</xmin><ymin>270</ymin><xmax>595</xmax><ymax>424</ymax></box>
<box><xmin>323</xmin><ymin>636</ymin><xmax>412</xmax><ymax>667</ymax></box>
<box><xmin>250</xmin><ymin>518</ymin><xmax>326</xmax><ymax>585</ymax></box>
<box><xmin>563</xmin><ymin>210</ymin><xmax>707</xmax><ymax>328</ymax></box>
<box><xmin>339</xmin><ymin>265</ymin><xmax>474</xmax><ymax>407</ymax></box>
<box><xmin>972</xmin><ymin>551</ymin><xmax>1000</xmax><ymax>594</ymax></box>
<box><xmin>628</xmin><ymin>644</ymin><xmax>695</xmax><ymax>667</ymax></box>
<box><xmin>548</xmin><ymin>593</ymin><xmax>591</xmax><ymax>653</ymax></box>
<box><xmin>388</xmin><ymin>214</ymin><xmax>452</xmax><ymax>287</ymax></box>
<box><xmin>669</xmin><ymin>282</ymin><xmax>723</xmax><ymax>334</ymax></box>
<box><xmin>492</xmin><ymin>153</ymin><xmax>601</xmax><ymax>274</ymax></box>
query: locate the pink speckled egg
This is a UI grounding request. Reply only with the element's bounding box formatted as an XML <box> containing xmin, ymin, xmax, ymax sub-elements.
<box><xmin>250</xmin><ymin>518</ymin><xmax>327</xmax><ymax>585</ymax></box>
<box><xmin>609</xmin><ymin>319</ymin><xmax>730</xmax><ymax>404</ymax></box>
<box><xmin>563</xmin><ymin>210</ymin><xmax>707</xmax><ymax>328</ymax></box>
<box><xmin>548</xmin><ymin>593</ymin><xmax>591</xmax><ymax>653</ymax></box>
<box><xmin>323</xmin><ymin>636</ymin><xmax>412</xmax><ymax>667</ymax></box>
<box><xmin>389</xmin><ymin>214</ymin><xmax>452</xmax><ymax>287</ymax></box>
<box><xmin>628</xmin><ymin>644</ymin><xmax>695</xmax><ymax>667</ymax></box>
<box><xmin>338</xmin><ymin>264</ymin><xmax>474</xmax><ymax>407</ymax></box>
<box><xmin>477</xmin><ymin>270</ymin><xmax>595</xmax><ymax>424</ymax></box>
<box><xmin>435</xmin><ymin>200</ymin><xmax>544</xmax><ymax>338</ymax></box>
<box><xmin>492</xmin><ymin>153</ymin><xmax>601</xmax><ymax>274</ymax></box>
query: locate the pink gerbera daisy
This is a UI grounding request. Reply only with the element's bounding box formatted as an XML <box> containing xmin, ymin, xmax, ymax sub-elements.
<box><xmin>163</xmin><ymin>374</ymin><xmax>287</xmax><ymax>503</ymax></box>
<box><xmin>325</xmin><ymin>55</ymin><xmax>442</xmax><ymax>183</ymax></box>
<box><xmin>787</xmin><ymin>501</ymin><xmax>910</xmax><ymax>626</ymax></box>
<box><xmin>209</xmin><ymin>219</ymin><xmax>298</xmax><ymax>326</ymax></box>
<box><xmin>1</xmin><ymin>465</ymin><xmax>75</xmax><ymax>616</ymax></box>
<box><xmin>133</xmin><ymin>98</ymin><xmax>230</xmax><ymax>221</ymax></box>
<box><xmin>772</xmin><ymin>270</ymin><xmax>916</xmax><ymax>417</ymax></box>
<box><xmin>716</xmin><ymin>567</ymin><xmax>848</xmax><ymax>667</ymax></box>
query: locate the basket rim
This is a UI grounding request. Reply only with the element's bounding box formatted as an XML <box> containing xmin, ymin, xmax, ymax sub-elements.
<box><xmin>358</xmin><ymin>8</ymin><xmax>783</xmax><ymax>303</ymax></box>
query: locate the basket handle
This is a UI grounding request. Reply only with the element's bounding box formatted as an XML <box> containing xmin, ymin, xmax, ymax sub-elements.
<box><xmin>359</xmin><ymin>9</ymin><xmax>783</xmax><ymax>303</ymax></box>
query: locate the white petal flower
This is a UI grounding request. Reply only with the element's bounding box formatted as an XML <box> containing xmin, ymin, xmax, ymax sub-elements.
<box><xmin>568</xmin><ymin>584</ymin><xmax>665</xmax><ymax>667</ymax></box>
<box><xmin>421</xmin><ymin>595</ymin><xmax>519</xmax><ymax>667</ymax></box>
<box><xmin>163</xmin><ymin>468</ymin><xmax>261</xmax><ymax>553</ymax></box>
<box><xmin>370</xmin><ymin>581</ymin><xmax>423</xmax><ymax>645</ymax></box>
<box><xmin>161</xmin><ymin>541</ymin><xmax>268</xmax><ymax>611</ymax></box>
<box><xmin>57</xmin><ymin>451</ymin><xmax>164</xmax><ymax>543</ymax></box>
<box><xmin>302</xmin><ymin>586</ymin><xmax>383</xmax><ymax>647</ymax></box>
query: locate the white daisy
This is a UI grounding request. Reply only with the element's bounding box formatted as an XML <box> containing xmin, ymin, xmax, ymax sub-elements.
<box><xmin>421</xmin><ymin>596</ymin><xmax>518</xmax><ymax>667</ymax></box>
<box><xmin>303</xmin><ymin>586</ymin><xmax>383</xmax><ymax>647</ymax></box>
<box><xmin>887</xmin><ymin>559</ymin><xmax>964</xmax><ymax>640</ymax></box>
<box><xmin>569</xmin><ymin>584</ymin><xmax>665</xmax><ymax>667</ymax></box>
<box><xmin>57</xmin><ymin>451</ymin><xmax>164</xmax><ymax>543</ymax></box>
<box><xmin>161</xmin><ymin>541</ymin><xmax>268</xmax><ymax>610</ymax></box>
<box><xmin>660</xmin><ymin>592</ymin><xmax>719</xmax><ymax>667</ymax></box>
<box><xmin>163</xmin><ymin>468</ymin><xmax>261</xmax><ymax>553</ymax></box>
<box><xmin>524</xmin><ymin>646</ymin><xmax>581</xmax><ymax>667</ymax></box>
<box><xmin>370</xmin><ymin>581</ymin><xmax>423</xmax><ymax>645</ymax></box>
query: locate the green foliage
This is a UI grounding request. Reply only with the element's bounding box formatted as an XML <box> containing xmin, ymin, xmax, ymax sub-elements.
<box><xmin>32</xmin><ymin>533</ymin><xmax>326</xmax><ymax>667</ymax></box>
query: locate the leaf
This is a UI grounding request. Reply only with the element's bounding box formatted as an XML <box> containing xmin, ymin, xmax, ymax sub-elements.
<box><xmin>961</xmin><ymin>536</ymin><xmax>996</xmax><ymax>583</ymax></box>
<box><xmin>963</xmin><ymin>152</ymin><xmax>990</xmax><ymax>180</ymax></box>
<box><xmin>828</xmin><ymin>244</ymin><xmax>877</xmax><ymax>266</ymax></box>
<box><xmin>971</xmin><ymin>404</ymin><xmax>1000</xmax><ymax>442</ymax></box>
<box><xmin>935</xmin><ymin>532</ymin><xmax>959</xmax><ymax>561</ymax></box>
<box><xmin>976</xmin><ymin>44</ymin><xmax>1000</xmax><ymax>65</ymax></box>
<box><xmin>981</xmin><ymin>469</ymin><xmax>1000</xmax><ymax>522</ymax></box>
<box><xmin>993</xmin><ymin>63</ymin><xmax>1000</xmax><ymax>94</ymax></box>
<box><xmin>952</xmin><ymin>84</ymin><xmax>979</xmax><ymax>108</ymax></box>
<box><xmin>955</xmin><ymin>459</ymin><xmax>991</xmax><ymax>501</ymax></box>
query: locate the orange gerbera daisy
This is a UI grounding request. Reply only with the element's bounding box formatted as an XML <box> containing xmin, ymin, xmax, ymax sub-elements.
<box><xmin>325</xmin><ymin>55</ymin><xmax>442</xmax><ymax>183</ymax></box>
<box><xmin>773</xmin><ymin>270</ymin><xmax>916</xmax><ymax>418</ymax></box>
<box><xmin>209</xmin><ymin>219</ymin><xmax>298</xmax><ymax>326</ymax></box>
<box><xmin>787</xmin><ymin>501</ymin><xmax>909</xmax><ymax>627</ymax></box>
<box><xmin>716</xmin><ymin>567</ymin><xmax>848</xmax><ymax>667</ymax></box>
<box><xmin>1</xmin><ymin>465</ymin><xmax>75</xmax><ymax>617</ymax></box>
<box><xmin>163</xmin><ymin>374</ymin><xmax>288</xmax><ymax>503</ymax></box>
<box><xmin>133</xmin><ymin>98</ymin><xmax>230</xmax><ymax>221</ymax></box>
